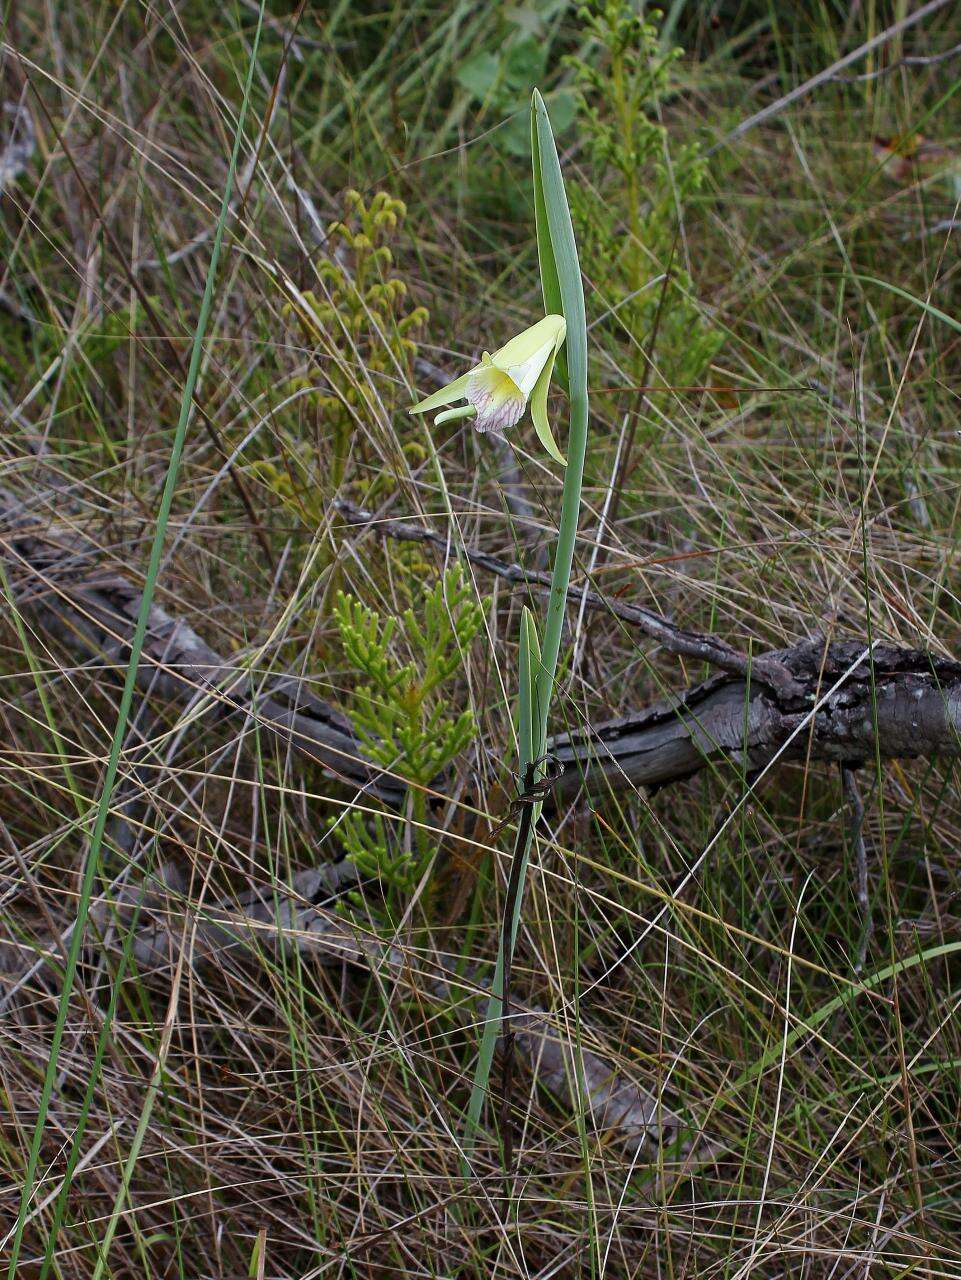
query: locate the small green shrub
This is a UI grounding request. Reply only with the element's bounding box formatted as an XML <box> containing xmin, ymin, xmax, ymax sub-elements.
<box><xmin>568</xmin><ymin>1</ymin><xmax>721</xmax><ymax>387</ymax></box>
<box><xmin>332</xmin><ymin>564</ymin><xmax>484</xmax><ymax>918</ymax></box>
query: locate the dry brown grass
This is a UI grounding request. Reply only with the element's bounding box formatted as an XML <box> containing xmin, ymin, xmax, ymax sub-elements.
<box><xmin>4</xmin><ymin>2</ymin><xmax>961</xmax><ymax>1276</ymax></box>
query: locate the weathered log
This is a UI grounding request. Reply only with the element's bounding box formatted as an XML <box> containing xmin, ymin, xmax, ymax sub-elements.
<box><xmin>0</xmin><ymin>487</ymin><xmax>407</xmax><ymax>806</ymax></box>
<box><xmin>550</xmin><ymin>640</ymin><xmax>961</xmax><ymax>799</ymax></box>
<box><xmin>4</xmin><ymin>486</ymin><xmax>960</xmax><ymax>806</ymax></box>
<box><xmin>82</xmin><ymin>860</ymin><xmax>693</xmax><ymax>1163</ymax></box>
<box><xmin>1</xmin><ymin>854</ymin><xmax>695</xmax><ymax>1163</ymax></box>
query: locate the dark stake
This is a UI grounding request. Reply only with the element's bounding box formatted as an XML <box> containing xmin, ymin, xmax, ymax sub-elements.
<box><xmin>841</xmin><ymin>763</ymin><xmax>873</xmax><ymax>972</ymax></box>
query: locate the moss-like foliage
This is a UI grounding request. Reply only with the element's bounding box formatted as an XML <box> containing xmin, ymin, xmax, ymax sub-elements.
<box><xmin>331</xmin><ymin>564</ymin><xmax>484</xmax><ymax>918</ymax></box>
<box><xmin>568</xmin><ymin>1</ymin><xmax>721</xmax><ymax>388</ymax></box>
<box><xmin>259</xmin><ymin>189</ymin><xmax>428</xmax><ymax>520</ymax></box>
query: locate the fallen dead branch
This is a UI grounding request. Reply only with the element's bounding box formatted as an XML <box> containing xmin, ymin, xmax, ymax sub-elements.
<box><xmin>2</xmin><ymin>857</ymin><xmax>699</xmax><ymax>1167</ymax></box>
<box><xmin>0</xmin><ymin>486</ymin><xmax>407</xmax><ymax>806</ymax></box>
<box><xmin>551</xmin><ymin>639</ymin><xmax>961</xmax><ymax>798</ymax></box>
<box><xmin>8</xmin><ymin>483</ymin><xmax>954</xmax><ymax>1169</ymax></box>
<box><xmin>4</xmin><ymin>486</ymin><xmax>961</xmax><ymax>809</ymax></box>
<box><xmin>334</xmin><ymin>497</ymin><xmax>799</xmax><ymax>692</ymax></box>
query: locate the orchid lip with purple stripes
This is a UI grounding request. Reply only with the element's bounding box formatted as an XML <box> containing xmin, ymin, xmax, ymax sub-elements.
<box><xmin>409</xmin><ymin>315</ymin><xmax>567</xmax><ymax>465</ymax></box>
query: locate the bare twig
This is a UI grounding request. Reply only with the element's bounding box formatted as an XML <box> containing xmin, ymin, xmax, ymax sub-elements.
<box><xmin>712</xmin><ymin>0</ymin><xmax>953</xmax><ymax>153</ymax></box>
<box><xmin>903</xmin><ymin>217</ymin><xmax>961</xmax><ymax>242</ymax></box>
<box><xmin>334</xmin><ymin>497</ymin><xmax>800</xmax><ymax>694</ymax></box>
<box><xmin>831</xmin><ymin>38</ymin><xmax>961</xmax><ymax>83</ymax></box>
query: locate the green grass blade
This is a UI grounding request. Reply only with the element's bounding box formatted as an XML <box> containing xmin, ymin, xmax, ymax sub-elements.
<box><xmin>4</xmin><ymin>8</ymin><xmax>267</xmax><ymax>1275</ymax></box>
<box><xmin>729</xmin><ymin>940</ymin><xmax>961</xmax><ymax>1095</ymax></box>
<box><xmin>853</xmin><ymin>273</ymin><xmax>961</xmax><ymax>335</ymax></box>
<box><xmin>531</xmin><ymin>104</ymin><xmax>566</xmax><ymax>390</ymax></box>
<box><xmin>517</xmin><ymin>606</ymin><xmax>539</xmax><ymax>776</ymax></box>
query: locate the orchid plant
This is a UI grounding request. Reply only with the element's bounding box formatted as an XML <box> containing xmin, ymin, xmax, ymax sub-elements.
<box><xmin>413</xmin><ymin>91</ymin><xmax>590</xmax><ymax>1165</ymax></box>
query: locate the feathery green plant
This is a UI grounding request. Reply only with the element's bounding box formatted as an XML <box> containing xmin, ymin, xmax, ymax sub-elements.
<box><xmin>568</xmin><ymin>1</ymin><xmax>720</xmax><ymax>387</ymax></box>
<box><xmin>333</xmin><ymin>564</ymin><xmax>483</xmax><ymax>917</ymax></box>
<box><xmin>265</xmin><ymin>189</ymin><xmax>428</xmax><ymax>516</ymax></box>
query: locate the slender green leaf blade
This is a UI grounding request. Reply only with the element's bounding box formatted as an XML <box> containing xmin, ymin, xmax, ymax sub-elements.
<box><xmin>531</xmin><ymin>98</ymin><xmax>567</xmax><ymax>393</ymax></box>
<box><xmin>854</xmin><ymin>273</ymin><xmax>961</xmax><ymax>334</ymax></box>
<box><xmin>530</xmin><ymin>87</ymin><xmax>589</xmax><ymax>752</ymax></box>
<box><xmin>518</xmin><ymin>606</ymin><xmax>537</xmax><ymax>776</ymax></box>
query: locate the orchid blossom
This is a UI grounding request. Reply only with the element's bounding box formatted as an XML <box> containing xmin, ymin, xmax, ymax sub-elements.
<box><xmin>408</xmin><ymin>314</ymin><xmax>567</xmax><ymax>464</ymax></box>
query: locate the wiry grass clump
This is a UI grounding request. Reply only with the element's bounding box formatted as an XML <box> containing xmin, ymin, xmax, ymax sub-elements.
<box><xmin>3</xmin><ymin>2</ymin><xmax>961</xmax><ymax>1276</ymax></box>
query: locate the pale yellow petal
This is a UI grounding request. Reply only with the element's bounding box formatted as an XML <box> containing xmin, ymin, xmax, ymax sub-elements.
<box><xmin>490</xmin><ymin>314</ymin><xmax>565</xmax><ymax>369</ymax></box>
<box><xmin>528</xmin><ymin>328</ymin><xmax>566</xmax><ymax>465</ymax></box>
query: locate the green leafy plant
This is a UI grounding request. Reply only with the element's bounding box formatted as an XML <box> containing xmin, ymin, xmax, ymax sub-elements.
<box><xmin>332</xmin><ymin>565</ymin><xmax>483</xmax><ymax>918</ymax></box>
<box><xmin>568</xmin><ymin>1</ymin><xmax>721</xmax><ymax>386</ymax></box>
<box><xmin>456</xmin><ymin>8</ymin><xmax>574</xmax><ymax>156</ymax></box>
<box><xmin>463</xmin><ymin>89</ymin><xmax>591</xmax><ymax>1160</ymax></box>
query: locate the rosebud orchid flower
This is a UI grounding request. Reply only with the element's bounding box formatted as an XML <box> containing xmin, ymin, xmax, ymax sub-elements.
<box><xmin>408</xmin><ymin>314</ymin><xmax>567</xmax><ymax>465</ymax></box>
